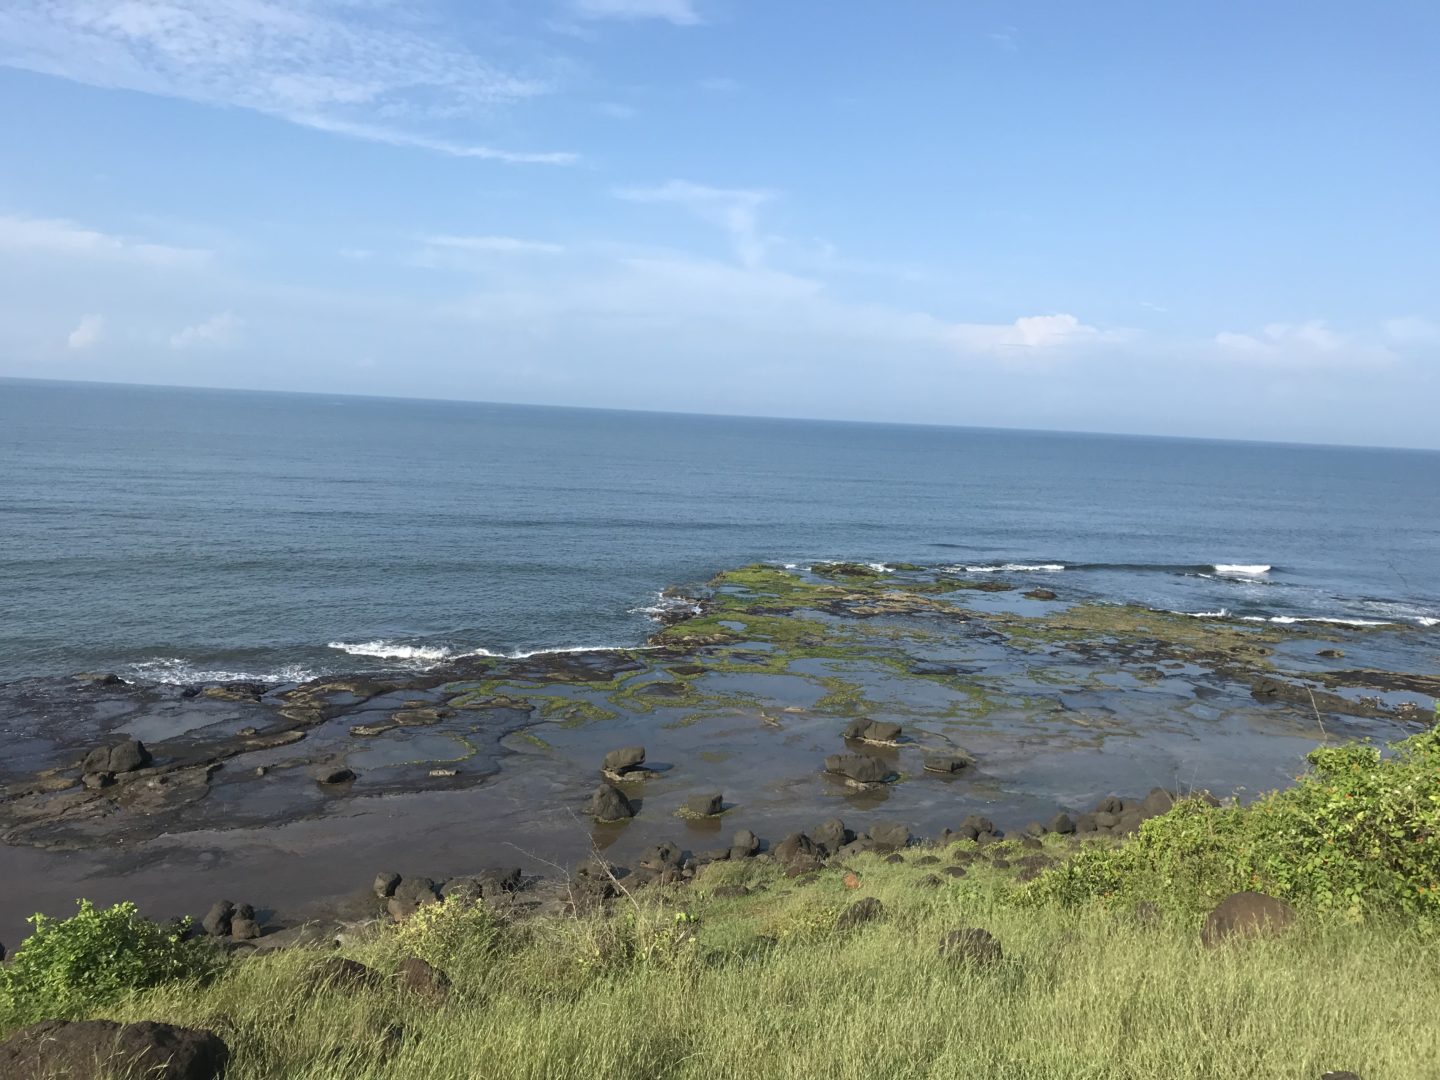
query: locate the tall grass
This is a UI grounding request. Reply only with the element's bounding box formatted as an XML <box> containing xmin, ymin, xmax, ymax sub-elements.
<box><xmin>73</xmin><ymin>850</ymin><xmax>1439</xmax><ymax>1079</ymax></box>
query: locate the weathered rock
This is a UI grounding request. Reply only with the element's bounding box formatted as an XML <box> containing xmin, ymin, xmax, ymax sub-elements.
<box><xmin>943</xmin><ymin>865</ymin><xmax>968</xmax><ymax>878</ymax></box>
<box><xmin>373</xmin><ymin>871</ymin><xmax>402</xmax><ymax>899</ymax></box>
<box><xmin>0</xmin><ymin>1019</ymin><xmax>228</xmax><ymax>1080</ymax></box>
<box><xmin>314</xmin><ymin>766</ymin><xmax>356</xmax><ymax>786</ymax></box>
<box><xmin>309</xmin><ymin>956</ymin><xmax>384</xmax><ymax>991</ymax></box>
<box><xmin>201</xmin><ymin>900</ymin><xmax>234</xmax><ymax>938</ymax></box>
<box><xmin>1023</xmin><ymin>588</ymin><xmax>1058</xmax><ymax>601</ymax></box>
<box><xmin>387</xmin><ymin>878</ymin><xmax>439</xmax><ymax>922</ymax></box>
<box><xmin>1201</xmin><ymin>892</ymin><xmax>1297</xmax><ymax>947</ymax></box>
<box><xmin>823</xmin><ymin>753</ymin><xmax>893</xmax><ymax>784</ymax></box>
<box><xmin>863</xmin><ymin>720</ymin><xmax>902</xmax><ymax>743</ymax></box>
<box><xmin>638</xmin><ymin>841</ymin><xmax>683</xmax><ymax>871</ymax></box>
<box><xmin>953</xmin><ymin>815</ymin><xmax>995</xmax><ymax>841</ymax></box>
<box><xmin>601</xmin><ymin>746</ymin><xmax>646</xmax><ymax>774</ymax></box>
<box><xmin>1048</xmin><ymin>812</ymin><xmax>1076</xmax><ymax>835</ymax></box>
<box><xmin>835</xmin><ymin>896</ymin><xmax>884</xmax><ymax>930</ymax></box>
<box><xmin>729</xmin><ymin>829</ymin><xmax>760</xmax><ymax>860</ymax></box>
<box><xmin>396</xmin><ymin>956</ymin><xmax>450</xmax><ymax>1003</ymax></box>
<box><xmin>772</xmin><ymin>831</ymin><xmax>819</xmax><ymax>867</ymax></box>
<box><xmin>922</xmin><ymin>754</ymin><xmax>970</xmax><ymax>774</ymax></box>
<box><xmin>81</xmin><ymin>738</ymin><xmax>152</xmax><ymax>775</ymax></box>
<box><xmin>1075</xmin><ymin>812</ymin><xmax>1098</xmax><ymax>833</ymax></box>
<box><xmin>1021</xmin><ymin>821</ymin><xmax>1046</xmax><ymax>838</ymax></box>
<box><xmin>842</xmin><ymin>717</ymin><xmax>874</xmax><ymax>740</ymax></box>
<box><xmin>884</xmin><ymin>853</ymin><xmax>905</xmax><ymax>864</ymax></box>
<box><xmin>867</xmin><ymin>821</ymin><xmax>911</xmax><ymax>851</ymax></box>
<box><xmin>1096</xmin><ymin>795</ymin><xmax>1125</xmax><ymax>815</ymax></box>
<box><xmin>230</xmin><ymin>915</ymin><xmax>260</xmax><ymax>941</ymax></box>
<box><xmin>587</xmin><ymin>782</ymin><xmax>634</xmax><ymax>822</ymax></box>
<box><xmin>682</xmin><ymin>792</ymin><xmax>724</xmax><ymax>817</ymax></box>
<box><xmin>1316</xmin><ymin>649</ymin><xmax>1345</xmax><ymax>660</ymax></box>
<box><xmin>1093</xmin><ymin>810</ymin><xmax>1118</xmax><ymax>830</ymax></box>
<box><xmin>939</xmin><ymin>927</ymin><xmax>1003</xmax><ymax>967</ymax></box>
<box><xmin>811</xmin><ymin>817</ymin><xmax>853</xmax><ymax>855</ymax></box>
<box><xmin>1142</xmin><ymin>788</ymin><xmax>1175</xmax><ymax>816</ymax></box>
<box><xmin>82</xmin><ymin>771</ymin><xmax>116</xmax><ymax>790</ymax></box>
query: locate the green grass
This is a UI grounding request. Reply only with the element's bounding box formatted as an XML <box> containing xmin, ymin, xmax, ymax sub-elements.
<box><xmin>41</xmin><ymin>851</ymin><xmax>1439</xmax><ymax>1079</ymax></box>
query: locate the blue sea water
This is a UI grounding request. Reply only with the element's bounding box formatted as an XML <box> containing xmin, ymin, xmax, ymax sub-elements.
<box><xmin>1</xmin><ymin>377</ymin><xmax>1437</xmax><ymax>684</ymax></box>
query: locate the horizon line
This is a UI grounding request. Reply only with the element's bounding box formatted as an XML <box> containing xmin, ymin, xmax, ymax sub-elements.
<box><xmin>1</xmin><ymin>374</ymin><xmax>1433</xmax><ymax>455</ymax></box>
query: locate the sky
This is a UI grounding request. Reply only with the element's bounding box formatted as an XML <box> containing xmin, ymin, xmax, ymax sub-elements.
<box><xmin>0</xmin><ymin>1</ymin><xmax>1437</xmax><ymax>448</ymax></box>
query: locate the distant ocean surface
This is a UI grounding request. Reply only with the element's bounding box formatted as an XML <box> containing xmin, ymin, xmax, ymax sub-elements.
<box><xmin>2</xmin><ymin>378</ymin><xmax>1437</xmax><ymax>684</ymax></box>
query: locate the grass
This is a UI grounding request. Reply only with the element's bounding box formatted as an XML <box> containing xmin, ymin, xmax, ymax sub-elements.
<box><xmin>41</xmin><ymin>849</ymin><xmax>1439</xmax><ymax>1079</ymax></box>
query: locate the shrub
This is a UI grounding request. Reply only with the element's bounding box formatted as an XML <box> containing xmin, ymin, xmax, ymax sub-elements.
<box><xmin>1023</xmin><ymin>723</ymin><xmax>1440</xmax><ymax>921</ymax></box>
<box><xmin>0</xmin><ymin>900</ymin><xmax>216</xmax><ymax>1028</ymax></box>
<box><xmin>391</xmin><ymin>895</ymin><xmax>502</xmax><ymax>973</ymax></box>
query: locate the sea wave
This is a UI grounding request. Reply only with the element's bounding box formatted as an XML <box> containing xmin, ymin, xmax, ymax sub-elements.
<box><xmin>944</xmin><ymin>563</ymin><xmax>1066</xmax><ymax>573</ymax></box>
<box><xmin>629</xmin><ymin>593</ymin><xmax>705</xmax><ymax>621</ymax></box>
<box><xmin>123</xmin><ymin>658</ymin><xmax>319</xmax><ymax>685</ymax></box>
<box><xmin>1238</xmin><ymin>615</ymin><xmax>1393</xmax><ymax>628</ymax></box>
<box><xmin>1170</xmin><ymin>609</ymin><xmax>1230</xmax><ymax>618</ymax></box>
<box><xmin>327</xmin><ymin>640</ymin><xmax>457</xmax><ymax>662</ymax></box>
<box><xmin>1213</xmin><ymin>564</ymin><xmax>1272</xmax><ymax>576</ymax></box>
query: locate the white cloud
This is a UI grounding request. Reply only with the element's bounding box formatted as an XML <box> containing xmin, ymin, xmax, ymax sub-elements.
<box><xmin>170</xmin><ymin>311</ymin><xmax>241</xmax><ymax>350</ymax></box>
<box><xmin>615</xmin><ymin>180</ymin><xmax>774</xmax><ymax>268</ymax></box>
<box><xmin>1214</xmin><ymin>320</ymin><xmax>1394</xmax><ymax>367</ymax></box>
<box><xmin>1383</xmin><ymin>316</ymin><xmax>1440</xmax><ymax>344</ymax></box>
<box><xmin>948</xmin><ymin>313</ymin><xmax>1115</xmax><ymax>352</ymax></box>
<box><xmin>571</xmin><ymin>0</ymin><xmax>703</xmax><ymax>25</ymax></box>
<box><xmin>425</xmin><ymin>235</ymin><xmax>565</xmax><ymax>255</ymax></box>
<box><xmin>67</xmin><ymin>313</ymin><xmax>104</xmax><ymax>349</ymax></box>
<box><xmin>0</xmin><ymin>214</ymin><xmax>208</xmax><ymax>267</ymax></box>
<box><xmin>292</xmin><ymin>115</ymin><xmax>578</xmax><ymax>166</ymax></box>
<box><xmin>0</xmin><ymin>1</ymin><xmax>574</xmax><ymax>164</ymax></box>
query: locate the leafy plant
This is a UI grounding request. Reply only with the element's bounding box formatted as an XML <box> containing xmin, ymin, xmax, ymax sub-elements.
<box><xmin>0</xmin><ymin>900</ymin><xmax>215</xmax><ymax>1028</ymax></box>
<box><xmin>1024</xmin><ymin>721</ymin><xmax>1440</xmax><ymax>921</ymax></box>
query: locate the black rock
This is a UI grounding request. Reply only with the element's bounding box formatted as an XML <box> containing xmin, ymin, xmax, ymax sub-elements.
<box><xmin>587</xmin><ymin>782</ymin><xmax>634</xmax><ymax>822</ymax></box>
<box><xmin>811</xmin><ymin>817</ymin><xmax>853</xmax><ymax>855</ymax></box>
<box><xmin>1048</xmin><ymin>812</ymin><xmax>1076</xmax><ymax>835</ymax></box>
<box><xmin>315</xmin><ymin>767</ymin><xmax>356</xmax><ymax>786</ymax></box>
<box><xmin>81</xmin><ymin>738</ymin><xmax>152</xmax><ymax>776</ymax></box>
<box><xmin>867</xmin><ymin>821</ymin><xmax>911</xmax><ymax>851</ymax></box>
<box><xmin>309</xmin><ymin>956</ymin><xmax>384</xmax><ymax>991</ymax></box>
<box><xmin>396</xmin><ymin>956</ymin><xmax>450</xmax><ymax>1003</ymax></box>
<box><xmin>0</xmin><ymin>1019</ymin><xmax>228</xmax><ymax>1080</ymax></box>
<box><xmin>922</xmin><ymin>754</ymin><xmax>970</xmax><ymax>774</ymax></box>
<box><xmin>602</xmin><ymin>746</ymin><xmax>646</xmax><ymax>774</ymax></box>
<box><xmin>842</xmin><ymin>717</ymin><xmax>874</xmax><ymax>740</ymax></box>
<box><xmin>374</xmin><ymin>872</ymin><xmax>402</xmax><ymax>899</ymax></box>
<box><xmin>772</xmin><ymin>832</ymin><xmax>818</xmax><ymax>867</ymax></box>
<box><xmin>201</xmin><ymin>901</ymin><xmax>234</xmax><ymax>938</ymax></box>
<box><xmin>939</xmin><ymin>927</ymin><xmax>1003</xmax><ymax>967</ymax></box>
<box><xmin>865</xmin><ymin>720</ymin><xmax>902</xmax><ymax>743</ymax></box>
<box><xmin>729</xmin><ymin>829</ymin><xmax>761</xmax><ymax>860</ymax></box>
<box><xmin>683</xmin><ymin>792</ymin><xmax>724</xmax><ymax>817</ymax></box>
<box><xmin>823</xmin><ymin>753</ymin><xmax>893</xmax><ymax>784</ymax></box>
<box><xmin>835</xmin><ymin>896</ymin><xmax>884</xmax><ymax>930</ymax></box>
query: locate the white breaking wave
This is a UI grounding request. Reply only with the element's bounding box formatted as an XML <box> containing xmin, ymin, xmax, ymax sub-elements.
<box><xmin>327</xmin><ymin>640</ymin><xmax>457</xmax><ymax>662</ymax></box>
<box><xmin>1213</xmin><ymin>564</ymin><xmax>1271</xmax><ymax>576</ymax></box>
<box><xmin>1419</xmin><ymin>617</ymin><xmax>1439</xmax><ymax>628</ymax></box>
<box><xmin>1172</xmin><ymin>609</ymin><xmax>1229</xmax><ymax>618</ymax></box>
<box><xmin>1238</xmin><ymin>615</ymin><xmax>1393</xmax><ymax>627</ymax></box>
<box><xmin>629</xmin><ymin>593</ymin><xmax>704</xmax><ymax>621</ymax></box>
<box><xmin>124</xmin><ymin>658</ymin><xmax>318</xmax><ymax>685</ymax></box>
<box><xmin>944</xmin><ymin>563</ymin><xmax>1066</xmax><ymax>574</ymax></box>
<box><xmin>867</xmin><ymin>562</ymin><xmax>895</xmax><ymax>573</ymax></box>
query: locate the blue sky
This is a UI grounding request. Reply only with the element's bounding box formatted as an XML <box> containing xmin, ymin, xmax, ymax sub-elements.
<box><xmin>1</xmin><ymin>1</ymin><xmax>1437</xmax><ymax>447</ymax></box>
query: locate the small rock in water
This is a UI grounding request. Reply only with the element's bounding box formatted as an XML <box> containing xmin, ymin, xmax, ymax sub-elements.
<box><xmin>823</xmin><ymin>753</ymin><xmax>893</xmax><ymax>785</ymax></box>
<box><xmin>601</xmin><ymin>746</ymin><xmax>646</xmax><ymax>776</ymax></box>
<box><xmin>315</xmin><ymin>767</ymin><xmax>356</xmax><ymax>786</ymax></box>
<box><xmin>922</xmin><ymin>754</ymin><xmax>970</xmax><ymax>774</ymax></box>
<box><xmin>428</xmin><ymin>768</ymin><xmax>458</xmax><ymax>778</ymax></box>
<box><xmin>586</xmin><ymin>782</ymin><xmax>634</xmax><ymax>822</ymax></box>
<box><xmin>682</xmin><ymin>792</ymin><xmax>724</xmax><ymax>817</ymax></box>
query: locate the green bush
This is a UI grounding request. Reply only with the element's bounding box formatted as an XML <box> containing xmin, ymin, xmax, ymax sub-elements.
<box><xmin>1024</xmin><ymin>722</ymin><xmax>1440</xmax><ymax>920</ymax></box>
<box><xmin>0</xmin><ymin>900</ymin><xmax>216</xmax><ymax>1028</ymax></box>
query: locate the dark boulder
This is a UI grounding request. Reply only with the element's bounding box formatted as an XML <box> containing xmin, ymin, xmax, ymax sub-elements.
<box><xmin>587</xmin><ymin>782</ymin><xmax>634</xmax><ymax>822</ymax></box>
<box><xmin>1048</xmin><ymin>812</ymin><xmax>1075</xmax><ymax>835</ymax></box>
<box><xmin>0</xmin><ymin>1020</ymin><xmax>227</xmax><ymax>1080</ymax></box>
<box><xmin>1142</xmin><ymin>788</ymin><xmax>1175</xmax><ymax>816</ymax></box>
<box><xmin>842</xmin><ymin>717</ymin><xmax>874</xmax><ymax>740</ymax></box>
<box><xmin>373</xmin><ymin>872</ymin><xmax>402</xmax><ymax>899</ymax></box>
<box><xmin>1200</xmin><ymin>892</ymin><xmax>1297</xmax><ymax>947</ymax></box>
<box><xmin>201</xmin><ymin>900</ymin><xmax>234</xmax><ymax>938</ymax></box>
<box><xmin>867</xmin><ymin>822</ymin><xmax>911</xmax><ymax>851</ymax></box>
<box><xmin>1023</xmin><ymin>588</ymin><xmax>1058</xmax><ymax>601</ymax></box>
<box><xmin>823</xmin><ymin>753</ymin><xmax>893</xmax><ymax>784</ymax></box>
<box><xmin>683</xmin><ymin>792</ymin><xmax>724</xmax><ymax>817</ymax></box>
<box><xmin>729</xmin><ymin>829</ymin><xmax>761</xmax><ymax>860</ymax></box>
<box><xmin>638</xmin><ymin>842</ymin><xmax>683</xmax><ymax>872</ymax></box>
<box><xmin>939</xmin><ymin>928</ymin><xmax>1003</xmax><ymax>967</ymax></box>
<box><xmin>864</xmin><ymin>720</ymin><xmax>902</xmax><ymax>743</ymax></box>
<box><xmin>601</xmin><ymin>746</ymin><xmax>646</xmax><ymax>775</ymax></box>
<box><xmin>835</xmin><ymin>897</ymin><xmax>884</xmax><ymax>930</ymax></box>
<box><xmin>772</xmin><ymin>832</ymin><xmax>819</xmax><ymax>867</ymax></box>
<box><xmin>1075</xmin><ymin>812</ymin><xmax>1098</xmax><ymax>833</ymax></box>
<box><xmin>943</xmin><ymin>865</ymin><xmax>968</xmax><ymax>878</ymax></box>
<box><xmin>811</xmin><ymin>818</ymin><xmax>853</xmax><ymax>856</ymax></box>
<box><xmin>396</xmin><ymin>956</ymin><xmax>450</xmax><ymax>1003</ymax></box>
<box><xmin>314</xmin><ymin>766</ymin><xmax>356</xmax><ymax>786</ymax></box>
<box><xmin>387</xmin><ymin>878</ymin><xmax>439</xmax><ymax>922</ymax></box>
<box><xmin>922</xmin><ymin>754</ymin><xmax>970</xmax><ymax>774</ymax></box>
<box><xmin>309</xmin><ymin>956</ymin><xmax>384</xmax><ymax>991</ymax></box>
<box><xmin>1096</xmin><ymin>795</ymin><xmax>1124</xmax><ymax>815</ymax></box>
<box><xmin>81</xmin><ymin>739</ymin><xmax>152</xmax><ymax>775</ymax></box>
<box><xmin>230</xmin><ymin>904</ymin><xmax>260</xmax><ymax>941</ymax></box>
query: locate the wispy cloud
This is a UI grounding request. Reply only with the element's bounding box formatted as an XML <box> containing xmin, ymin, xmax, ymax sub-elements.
<box><xmin>171</xmin><ymin>311</ymin><xmax>242</xmax><ymax>350</ymax></box>
<box><xmin>571</xmin><ymin>0</ymin><xmax>703</xmax><ymax>25</ymax></box>
<box><xmin>0</xmin><ymin>214</ymin><xmax>208</xmax><ymax>267</ymax></box>
<box><xmin>1214</xmin><ymin>319</ymin><xmax>1394</xmax><ymax>367</ymax></box>
<box><xmin>697</xmin><ymin>76</ymin><xmax>741</xmax><ymax>93</ymax></box>
<box><xmin>425</xmin><ymin>235</ymin><xmax>566</xmax><ymax>255</ymax></box>
<box><xmin>615</xmin><ymin>180</ymin><xmax>774</xmax><ymax>267</ymax></box>
<box><xmin>67</xmin><ymin>313</ymin><xmax>104</xmax><ymax>350</ymax></box>
<box><xmin>1383</xmin><ymin>316</ymin><xmax>1440</xmax><ymax>344</ymax></box>
<box><xmin>0</xmin><ymin>1</ymin><xmax>575</xmax><ymax>164</ymax></box>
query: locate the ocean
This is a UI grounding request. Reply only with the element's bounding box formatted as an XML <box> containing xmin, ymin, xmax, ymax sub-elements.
<box><xmin>2</xmin><ymin>377</ymin><xmax>1437</xmax><ymax>684</ymax></box>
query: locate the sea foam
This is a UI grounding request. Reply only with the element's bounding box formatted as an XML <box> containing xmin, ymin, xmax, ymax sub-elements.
<box><xmin>1213</xmin><ymin>564</ymin><xmax>1272</xmax><ymax>576</ymax></box>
